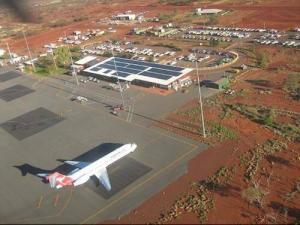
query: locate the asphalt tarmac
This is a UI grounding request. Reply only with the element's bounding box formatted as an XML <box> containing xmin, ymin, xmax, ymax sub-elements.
<box><xmin>0</xmin><ymin>70</ymin><xmax>207</xmax><ymax>224</ymax></box>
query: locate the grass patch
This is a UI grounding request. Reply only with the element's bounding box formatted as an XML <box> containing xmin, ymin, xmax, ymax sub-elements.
<box><xmin>156</xmin><ymin>166</ymin><xmax>235</xmax><ymax>224</ymax></box>
<box><xmin>220</xmin><ymin>105</ymin><xmax>233</xmax><ymax>120</ymax></box>
<box><xmin>229</xmin><ymin>104</ymin><xmax>300</xmax><ymax>142</ymax></box>
<box><xmin>208</xmin><ymin>122</ymin><xmax>237</xmax><ymax>141</ymax></box>
<box><xmin>151</xmin><ymin>43</ymin><xmax>182</xmax><ymax>51</ymax></box>
<box><xmin>25</xmin><ymin>66</ymin><xmax>67</xmax><ymax>77</ymax></box>
<box><xmin>242</xmin><ymin>184</ymin><xmax>268</xmax><ymax>208</ymax></box>
<box><xmin>284</xmin><ymin>72</ymin><xmax>300</xmax><ymax>100</ymax></box>
<box><xmin>240</xmin><ymin>140</ymin><xmax>287</xmax><ymax>181</ymax></box>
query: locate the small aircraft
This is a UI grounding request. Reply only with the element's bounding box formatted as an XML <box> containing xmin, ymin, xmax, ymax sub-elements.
<box><xmin>37</xmin><ymin>143</ymin><xmax>137</xmax><ymax>191</ymax></box>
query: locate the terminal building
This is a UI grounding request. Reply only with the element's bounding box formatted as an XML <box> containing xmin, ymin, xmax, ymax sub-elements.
<box><xmin>83</xmin><ymin>57</ymin><xmax>193</xmax><ymax>89</ymax></box>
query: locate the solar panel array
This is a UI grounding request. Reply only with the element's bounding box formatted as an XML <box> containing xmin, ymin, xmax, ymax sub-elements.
<box><xmin>88</xmin><ymin>57</ymin><xmax>186</xmax><ymax>81</ymax></box>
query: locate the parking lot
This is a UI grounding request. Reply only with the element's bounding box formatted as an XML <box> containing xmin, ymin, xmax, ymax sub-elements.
<box><xmin>0</xmin><ymin>70</ymin><xmax>208</xmax><ymax>224</ymax></box>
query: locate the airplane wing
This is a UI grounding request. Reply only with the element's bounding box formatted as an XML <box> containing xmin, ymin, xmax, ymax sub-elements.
<box><xmin>94</xmin><ymin>168</ymin><xmax>112</xmax><ymax>191</ymax></box>
<box><xmin>64</xmin><ymin>161</ymin><xmax>90</xmax><ymax>168</ymax></box>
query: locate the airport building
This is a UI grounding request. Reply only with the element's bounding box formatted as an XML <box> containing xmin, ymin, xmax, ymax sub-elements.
<box><xmin>195</xmin><ymin>8</ymin><xmax>222</xmax><ymax>15</ymax></box>
<box><xmin>83</xmin><ymin>57</ymin><xmax>193</xmax><ymax>89</ymax></box>
<box><xmin>113</xmin><ymin>13</ymin><xmax>137</xmax><ymax>21</ymax></box>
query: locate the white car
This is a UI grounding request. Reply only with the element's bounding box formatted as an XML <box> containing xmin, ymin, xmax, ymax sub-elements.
<box><xmin>76</xmin><ymin>96</ymin><xmax>88</xmax><ymax>103</ymax></box>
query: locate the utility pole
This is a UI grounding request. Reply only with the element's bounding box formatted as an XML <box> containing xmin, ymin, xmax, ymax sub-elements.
<box><xmin>50</xmin><ymin>49</ymin><xmax>58</xmax><ymax>70</ymax></box>
<box><xmin>23</xmin><ymin>31</ymin><xmax>36</xmax><ymax>72</ymax></box>
<box><xmin>194</xmin><ymin>49</ymin><xmax>206</xmax><ymax>138</ymax></box>
<box><xmin>5</xmin><ymin>43</ymin><xmax>13</xmax><ymax>64</ymax></box>
<box><xmin>110</xmin><ymin>42</ymin><xmax>125</xmax><ymax>107</ymax></box>
<box><xmin>64</xmin><ymin>32</ymin><xmax>79</xmax><ymax>86</ymax></box>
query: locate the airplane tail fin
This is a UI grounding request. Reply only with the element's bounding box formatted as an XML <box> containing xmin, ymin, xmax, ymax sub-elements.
<box><xmin>42</xmin><ymin>172</ymin><xmax>73</xmax><ymax>189</ymax></box>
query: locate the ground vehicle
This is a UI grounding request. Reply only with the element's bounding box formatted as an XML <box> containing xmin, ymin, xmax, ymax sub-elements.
<box><xmin>71</xmin><ymin>96</ymin><xmax>88</xmax><ymax>104</ymax></box>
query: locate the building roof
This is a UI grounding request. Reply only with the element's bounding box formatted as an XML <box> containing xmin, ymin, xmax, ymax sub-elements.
<box><xmin>84</xmin><ymin>57</ymin><xmax>193</xmax><ymax>86</ymax></box>
<box><xmin>196</xmin><ymin>8</ymin><xmax>222</xmax><ymax>14</ymax></box>
<box><xmin>75</xmin><ymin>56</ymin><xmax>97</xmax><ymax>65</ymax></box>
<box><xmin>0</xmin><ymin>49</ymin><xmax>6</xmax><ymax>56</ymax></box>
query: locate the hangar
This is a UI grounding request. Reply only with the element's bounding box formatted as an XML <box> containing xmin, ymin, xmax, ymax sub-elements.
<box><xmin>83</xmin><ymin>57</ymin><xmax>193</xmax><ymax>89</ymax></box>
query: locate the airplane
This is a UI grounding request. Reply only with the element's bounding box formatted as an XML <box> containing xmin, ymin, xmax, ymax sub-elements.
<box><xmin>37</xmin><ymin>143</ymin><xmax>137</xmax><ymax>191</ymax></box>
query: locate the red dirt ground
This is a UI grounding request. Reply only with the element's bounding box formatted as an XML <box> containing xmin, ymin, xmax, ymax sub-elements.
<box><xmin>6</xmin><ymin>0</ymin><xmax>300</xmax><ymax>55</ymax></box>
<box><xmin>103</xmin><ymin>36</ymin><xmax>300</xmax><ymax>225</ymax></box>
<box><xmin>214</xmin><ymin>0</ymin><xmax>300</xmax><ymax>29</ymax></box>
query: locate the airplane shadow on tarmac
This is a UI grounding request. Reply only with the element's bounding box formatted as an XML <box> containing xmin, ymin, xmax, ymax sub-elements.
<box><xmin>14</xmin><ymin>143</ymin><xmax>152</xmax><ymax>199</ymax></box>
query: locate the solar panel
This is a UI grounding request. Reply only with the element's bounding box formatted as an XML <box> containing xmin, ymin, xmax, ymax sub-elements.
<box><xmin>114</xmin><ymin>57</ymin><xmax>184</xmax><ymax>72</ymax></box>
<box><xmin>99</xmin><ymin>64</ymin><xmax>116</xmax><ymax>70</ymax></box>
<box><xmin>127</xmin><ymin>64</ymin><xmax>147</xmax><ymax>71</ymax></box>
<box><xmin>85</xmin><ymin>57</ymin><xmax>191</xmax><ymax>84</ymax></box>
<box><xmin>104</xmin><ymin>61</ymin><xmax>128</xmax><ymax>68</ymax></box>
<box><xmin>91</xmin><ymin>67</ymin><xmax>99</xmax><ymax>71</ymax></box>
<box><xmin>148</xmin><ymin>68</ymin><xmax>181</xmax><ymax>76</ymax></box>
<box><xmin>139</xmin><ymin>71</ymin><xmax>172</xmax><ymax>80</ymax></box>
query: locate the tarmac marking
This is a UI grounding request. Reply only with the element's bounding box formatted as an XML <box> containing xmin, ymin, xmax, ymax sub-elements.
<box><xmin>53</xmin><ymin>193</ymin><xmax>60</xmax><ymax>207</ymax></box>
<box><xmin>129</xmin><ymin>101</ymin><xmax>135</xmax><ymax>123</ymax></box>
<box><xmin>14</xmin><ymin>186</ymin><xmax>74</xmax><ymax>223</ymax></box>
<box><xmin>126</xmin><ymin>100</ymin><xmax>135</xmax><ymax>123</ymax></box>
<box><xmin>80</xmin><ymin>144</ymin><xmax>198</xmax><ymax>224</ymax></box>
<box><xmin>32</xmin><ymin>77</ymin><xmax>45</xmax><ymax>89</ymax></box>
<box><xmin>126</xmin><ymin>105</ymin><xmax>132</xmax><ymax>122</ymax></box>
<box><xmin>36</xmin><ymin>195</ymin><xmax>44</xmax><ymax>209</ymax></box>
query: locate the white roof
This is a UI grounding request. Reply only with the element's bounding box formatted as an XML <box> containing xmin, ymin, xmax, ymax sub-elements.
<box><xmin>84</xmin><ymin>57</ymin><xmax>193</xmax><ymax>86</ymax></box>
<box><xmin>75</xmin><ymin>56</ymin><xmax>97</xmax><ymax>65</ymax></box>
<box><xmin>0</xmin><ymin>49</ymin><xmax>6</xmax><ymax>56</ymax></box>
<box><xmin>196</xmin><ymin>8</ymin><xmax>222</xmax><ymax>14</ymax></box>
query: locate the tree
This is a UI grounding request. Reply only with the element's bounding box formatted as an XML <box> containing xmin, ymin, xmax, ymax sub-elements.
<box><xmin>242</xmin><ymin>183</ymin><xmax>268</xmax><ymax>208</ymax></box>
<box><xmin>36</xmin><ymin>55</ymin><xmax>53</xmax><ymax>68</ymax></box>
<box><xmin>257</xmin><ymin>52</ymin><xmax>268</xmax><ymax>68</ymax></box>
<box><xmin>208</xmin><ymin>15</ymin><xmax>218</xmax><ymax>25</ymax></box>
<box><xmin>210</xmin><ymin>39</ymin><xmax>219</xmax><ymax>47</ymax></box>
<box><xmin>36</xmin><ymin>55</ymin><xmax>58</xmax><ymax>75</ymax></box>
<box><xmin>54</xmin><ymin>47</ymin><xmax>71</xmax><ymax>68</ymax></box>
<box><xmin>263</xmin><ymin>109</ymin><xmax>276</xmax><ymax>126</ymax></box>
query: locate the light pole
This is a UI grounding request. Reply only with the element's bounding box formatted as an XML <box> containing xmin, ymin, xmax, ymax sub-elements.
<box><xmin>22</xmin><ymin>31</ymin><xmax>36</xmax><ymax>72</ymax></box>
<box><xmin>64</xmin><ymin>32</ymin><xmax>79</xmax><ymax>86</ymax></box>
<box><xmin>5</xmin><ymin>43</ymin><xmax>13</xmax><ymax>64</ymax></box>
<box><xmin>50</xmin><ymin>49</ymin><xmax>58</xmax><ymax>70</ymax></box>
<box><xmin>110</xmin><ymin>41</ymin><xmax>125</xmax><ymax>107</ymax></box>
<box><xmin>194</xmin><ymin>49</ymin><xmax>206</xmax><ymax>138</ymax></box>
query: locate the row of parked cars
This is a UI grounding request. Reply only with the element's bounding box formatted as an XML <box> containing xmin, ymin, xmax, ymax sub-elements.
<box><xmin>200</xmin><ymin>26</ymin><xmax>279</xmax><ymax>34</ymax></box>
<box><xmin>254</xmin><ymin>39</ymin><xmax>300</xmax><ymax>47</ymax></box>
<box><xmin>182</xmin><ymin>34</ymin><xmax>232</xmax><ymax>42</ymax></box>
<box><xmin>187</xmin><ymin>29</ymin><xmax>250</xmax><ymax>39</ymax></box>
<box><xmin>87</xmin><ymin>43</ymin><xmax>176</xmax><ymax>59</ymax></box>
<box><xmin>192</xmin><ymin>48</ymin><xmax>233</xmax><ymax>57</ymax></box>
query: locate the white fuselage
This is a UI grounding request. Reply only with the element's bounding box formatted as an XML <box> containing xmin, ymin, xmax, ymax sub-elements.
<box><xmin>69</xmin><ymin>143</ymin><xmax>137</xmax><ymax>182</ymax></box>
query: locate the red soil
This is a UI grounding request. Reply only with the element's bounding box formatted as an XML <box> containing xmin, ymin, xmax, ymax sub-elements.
<box><xmin>104</xmin><ymin>35</ymin><xmax>300</xmax><ymax>225</ymax></box>
<box><xmin>215</xmin><ymin>0</ymin><xmax>300</xmax><ymax>29</ymax></box>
